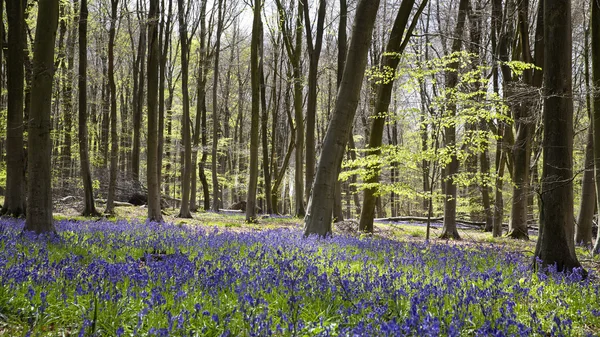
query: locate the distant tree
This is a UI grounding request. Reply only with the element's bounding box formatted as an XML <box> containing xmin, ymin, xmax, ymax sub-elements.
<box><xmin>147</xmin><ymin>0</ymin><xmax>162</xmax><ymax>222</ymax></box>
<box><xmin>2</xmin><ymin>0</ymin><xmax>26</xmax><ymax>217</ymax></box>
<box><xmin>78</xmin><ymin>0</ymin><xmax>100</xmax><ymax>217</ymax></box>
<box><xmin>211</xmin><ymin>0</ymin><xmax>224</xmax><ymax>212</ymax></box>
<box><xmin>24</xmin><ymin>0</ymin><xmax>60</xmax><ymax>233</ymax></box>
<box><xmin>304</xmin><ymin>0</ymin><xmax>380</xmax><ymax>237</ymax></box>
<box><xmin>246</xmin><ymin>0</ymin><xmax>262</xmax><ymax>222</ymax></box>
<box><xmin>534</xmin><ymin>0</ymin><xmax>582</xmax><ymax>272</ymax></box>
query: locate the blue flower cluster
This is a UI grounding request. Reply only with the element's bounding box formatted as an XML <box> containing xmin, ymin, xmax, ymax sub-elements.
<box><xmin>0</xmin><ymin>218</ymin><xmax>598</xmax><ymax>336</ymax></box>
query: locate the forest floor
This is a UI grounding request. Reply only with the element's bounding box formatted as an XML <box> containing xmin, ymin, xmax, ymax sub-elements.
<box><xmin>53</xmin><ymin>200</ymin><xmax>600</xmax><ymax>274</ymax></box>
<box><xmin>2</xmin><ymin>200</ymin><xmax>600</xmax><ymax>336</ymax></box>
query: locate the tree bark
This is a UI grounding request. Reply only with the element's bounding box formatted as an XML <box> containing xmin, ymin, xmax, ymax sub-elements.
<box><xmin>304</xmin><ymin>0</ymin><xmax>380</xmax><ymax>237</ymax></box>
<box><xmin>105</xmin><ymin>0</ymin><xmax>120</xmax><ymax>215</ymax></box>
<box><xmin>146</xmin><ymin>0</ymin><xmax>162</xmax><ymax>221</ymax></box>
<box><xmin>302</xmin><ymin>0</ymin><xmax>326</xmax><ymax>203</ymax></box>
<box><xmin>76</xmin><ymin>0</ymin><xmax>99</xmax><ymax>217</ymax></box>
<box><xmin>592</xmin><ymin>0</ymin><xmax>600</xmax><ymax>254</ymax></box>
<box><xmin>177</xmin><ymin>0</ymin><xmax>193</xmax><ymax>218</ymax></box>
<box><xmin>535</xmin><ymin>0</ymin><xmax>582</xmax><ymax>272</ymax></box>
<box><xmin>359</xmin><ymin>0</ymin><xmax>424</xmax><ymax>233</ymax></box>
<box><xmin>211</xmin><ymin>0</ymin><xmax>224</xmax><ymax>212</ymax></box>
<box><xmin>332</xmin><ymin>0</ymin><xmax>348</xmax><ymax>222</ymax></box>
<box><xmin>2</xmin><ymin>0</ymin><xmax>26</xmax><ymax>217</ymax></box>
<box><xmin>439</xmin><ymin>0</ymin><xmax>469</xmax><ymax>240</ymax></box>
<box><xmin>24</xmin><ymin>0</ymin><xmax>60</xmax><ymax>233</ymax></box>
<box><xmin>247</xmin><ymin>0</ymin><xmax>262</xmax><ymax>222</ymax></box>
<box><xmin>132</xmin><ymin>2</ymin><xmax>146</xmax><ymax>182</ymax></box>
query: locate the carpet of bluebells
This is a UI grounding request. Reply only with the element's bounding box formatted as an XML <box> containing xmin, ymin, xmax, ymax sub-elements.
<box><xmin>0</xmin><ymin>218</ymin><xmax>599</xmax><ymax>336</ymax></box>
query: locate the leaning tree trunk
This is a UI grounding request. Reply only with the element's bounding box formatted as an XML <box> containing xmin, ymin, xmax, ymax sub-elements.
<box><xmin>359</xmin><ymin>0</ymin><xmax>424</xmax><ymax>233</ymax></box>
<box><xmin>2</xmin><ymin>0</ymin><xmax>26</xmax><ymax>217</ymax></box>
<box><xmin>304</xmin><ymin>0</ymin><xmax>380</xmax><ymax>237</ymax></box>
<box><xmin>25</xmin><ymin>0</ymin><xmax>60</xmax><ymax>233</ymax></box>
<box><xmin>440</xmin><ymin>0</ymin><xmax>470</xmax><ymax>240</ymax></box>
<box><xmin>535</xmin><ymin>0</ymin><xmax>582</xmax><ymax>272</ymax></box>
<box><xmin>576</xmin><ymin>123</ymin><xmax>595</xmax><ymax>245</ymax></box>
<box><xmin>146</xmin><ymin>0</ymin><xmax>162</xmax><ymax>222</ymax></box>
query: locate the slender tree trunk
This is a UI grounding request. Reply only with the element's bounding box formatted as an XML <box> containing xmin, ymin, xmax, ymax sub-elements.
<box><xmin>158</xmin><ymin>0</ymin><xmax>172</xmax><ymax>205</ymax></box>
<box><xmin>359</xmin><ymin>0</ymin><xmax>424</xmax><ymax>233</ymax></box>
<box><xmin>304</xmin><ymin>0</ymin><xmax>380</xmax><ymax>237</ymax></box>
<box><xmin>2</xmin><ymin>0</ymin><xmax>26</xmax><ymax>217</ymax></box>
<box><xmin>332</xmin><ymin>0</ymin><xmax>348</xmax><ymax>222</ymax></box>
<box><xmin>60</xmin><ymin>0</ymin><xmax>77</xmax><ymax>184</ymax></box>
<box><xmin>440</xmin><ymin>0</ymin><xmax>469</xmax><ymax>240</ymax></box>
<box><xmin>177</xmin><ymin>0</ymin><xmax>192</xmax><ymax>218</ymax></box>
<box><xmin>303</xmin><ymin>0</ymin><xmax>326</xmax><ymax>203</ymax></box>
<box><xmin>146</xmin><ymin>0</ymin><xmax>162</xmax><ymax>221</ymax></box>
<box><xmin>196</xmin><ymin>0</ymin><xmax>210</xmax><ymax>211</ymax></box>
<box><xmin>592</xmin><ymin>0</ymin><xmax>600</xmax><ymax>254</ymax></box>
<box><xmin>132</xmin><ymin>3</ymin><xmax>146</xmax><ymax>182</ymax></box>
<box><xmin>576</xmin><ymin>26</ymin><xmax>595</xmax><ymax>246</ymax></box>
<box><xmin>211</xmin><ymin>0</ymin><xmax>224</xmax><ymax>212</ymax></box>
<box><xmin>24</xmin><ymin>0</ymin><xmax>59</xmax><ymax>233</ymax></box>
<box><xmin>259</xmin><ymin>28</ymin><xmax>272</xmax><ymax>214</ymax></box>
<box><xmin>77</xmin><ymin>0</ymin><xmax>99</xmax><ymax>217</ymax></box>
<box><xmin>105</xmin><ymin>0</ymin><xmax>119</xmax><ymax>215</ymax></box>
<box><xmin>535</xmin><ymin>0</ymin><xmax>582</xmax><ymax>272</ymax></box>
<box><xmin>247</xmin><ymin>0</ymin><xmax>262</xmax><ymax>222</ymax></box>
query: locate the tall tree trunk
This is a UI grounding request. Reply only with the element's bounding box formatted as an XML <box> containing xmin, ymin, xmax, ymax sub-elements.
<box><xmin>304</xmin><ymin>0</ymin><xmax>380</xmax><ymax>237</ymax></box>
<box><xmin>77</xmin><ymin>0</ymin><xmax>99</xmax><ymax>217</ymax></box>
<box><xmin>158</xmin><ymin>0</ymin><xmax>173</xmax><ymax>206</ymax></box>
<box><xmin>259</xmin><ymin>27</ymin><xmax>272</xmax><ymax>214</ymax></box>
<box><xmin>302</xmin><ymin>0</ymin><xmax>326</xmax><ymax>203</ymax></box>
<box><xmin>247</xmin><ymin>0</ymin><xmax>262</xmax><ymax>222</ymax></box>
<box><xmin>439</xmin><ymin>0</ymin><xmax>469</xmax><ymax>240</ymax></box>
<box><xmin>592</xmin><ymin>0</ymin><xmax>600</xmax><ymax>254</ymax></box>
<box><xmin>132</xmin><ymin>3</ymin><xmax>147</xmax><ymax>182</ymax></box>
<box><xmin>60</xmin><ymin>0</ymin><xmax>77</xmax><ymax>184</ymax></box>
<box><xmin>507</xmin><ymin>0</ymin><xmax>534</xmax><ymax>240</ymax></box>
<box><xmin>535</xmin><ymin>0</ymin><xmax>582</xmax><ymax>272</ymax></box>
<box><xmin>105</xmin><ymin>0</ymin><xmax>119</xmax><ymax>215</ymax></box>
<box><xmin>2</xmin><ymin>0</ymin><xmax>26</xmax><ymax>217</ymax></box>
<box><xmin>146</xmin><ymin>0</ymin><xmax>162</xmax><ymax>221</ymax></box>
<box><xmin>332</xmin><ymin>0</ymin><xmax>348</xmax><ymax>222</ymax></box>
<box><xmin>359</xmin><ymin>0</ymin><xmax>424</xmax><ymax>233</ymax></box>
<box><xmin>196</xmin><ymin>0</ymin><xmax>210</xmax><ymax>211</ymax></box>
<box><xmin>177</xmin><ymin>0</ymin><xmax>193</xmax><ymax>218</ymax></box>
<box><xmin>25</xmin><ymin>0</ymin><xmax>59</xmax><ymax>233</ymax></box>
<box><xmin>576</xmin><ymin>25</ymin><xmax>595</xmax><ymax>246</ymax></box>
<box><xmin>275</xmin><ymin>0</ymin><xmax>305</xmax><ymax>217</ymax></box>
<box><xmin>211</xmin><ymin>0</ymin><xmax>224</xmax><ymax>212</ymax></box>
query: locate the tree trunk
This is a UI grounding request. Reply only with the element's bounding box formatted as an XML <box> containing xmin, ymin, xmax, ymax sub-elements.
<box><xmin>440</xmin><ymin>0</ymin><xmax>469</xmax><ymax>240</ymax></box>
<box><xmin>60</xmin><ymin>0</ymin><xmax>77</xmax><ymax>184</ymax></box>
<box><xmin>196</xmin><ymin>0</ymin><xmax>210</xmax><ymax>211</ymax></box>
<box><xmin>576</xmin><ymin>124</ymin><xmax>595</xmax><ymax>245</ymax></box>
<box><xmin>105</xmin><ymin>0</ymin><xmax>119</xmax><ymax>215</ymax></box>
<box><xmin>25</xmin><ymin>0</ymin><xmax>59</xmax><ymax>233</ymax></box>
<box><xmin>592</xmin><ymin>0</ymin><xmax>600</xmax><ymax>254</ymax></box>
<box><xmin>158</xmin><ymin>0</ymin><xmax>173</xmax><ymax>206</ymax></box>
<box><xmin>211</xmin><ymin>0</ymin><xmax>224</xmax><ymax>212</ymax></box>
<box><xmin>146</xmin><ymin>0</ymin><xmax>162</xmax><ymax>222</ymax></box>
<box><xmin>132</xmin><ymin>3</ymin><xmax>146</xmax><ymax>182</ymax></box>
<box><xmin>332</xmin><ymin>0</ymin><xmax>347</xmax><ymax>222</ymax></box>
<box><xmin>359</xmin><ymin>0</ymin><xmax>423</xmax><ymax>233</ymax></box>
<box><xmin>2</xmin><ymin>0</ymin><xmax>26</xmax><ymax>217</ymax></box>
<box><xmin>77</xmin><ymin>0</ymin><xmax>99</xmax><ymax>217</ymax></box>
<box><xmin>177</xmin><ymin>0</ymin><xmax>192</xmax><ymax>218</ymax></box>
<box><xmin>304</xmin><ymin>0</ymin><xmax>380</xmax><ymax>237</ymax></box>
<box><xmin>259</xmin><ymin>28</ymin><xmax>272</xmax><ymax>215</ymax></box>
<box><xmin>302</xmin><ymin>0</ymin><xmax>326</xmax><ymax>203</ymax></box>
<box><xmin>247</xmin><ymin>0</ymin><xmax>262</xmax><ymax>222</ymax></box>
<box><xmin>535</xmin><ymin>0</ymin><xmax>582</xmax><ymax>272</ymax></box>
